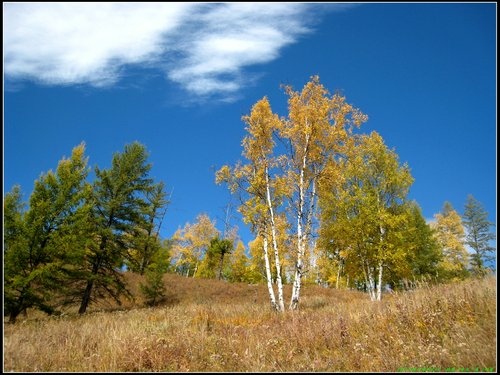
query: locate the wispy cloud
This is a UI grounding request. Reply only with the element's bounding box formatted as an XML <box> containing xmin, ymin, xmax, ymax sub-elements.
<box><xmin>4</xmin><ymin>3</ymin><xmax>195</xmax><ymax>87</ymax></box>
<box><xmin>3</xmin><ymin>3</ymin><xmax>340</xmax><ymax>99</ymax></box>
<box><xmin>165</xmin><ymin>3</ymin><xmax>311</xmax><ymax>100</ymax></box>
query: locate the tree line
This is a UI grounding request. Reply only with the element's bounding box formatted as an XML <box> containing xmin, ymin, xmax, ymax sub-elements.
<box><xmin>4</xmin><ymin>76</ymin><xmax>496</xmax><ymax>321</ymax></box>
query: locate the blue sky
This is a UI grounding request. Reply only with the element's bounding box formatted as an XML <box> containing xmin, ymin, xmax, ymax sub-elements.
<box><xmin>3</xmin><ymin>3</ymin><xmax>497</xmax><ymax>249</ymax></box>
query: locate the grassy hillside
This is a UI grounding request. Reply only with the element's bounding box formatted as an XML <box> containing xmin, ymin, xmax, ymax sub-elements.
<box><xmin>3</xmin><ymin>274</ymin><xmax>496</xmax><ymax>372</ymax></box>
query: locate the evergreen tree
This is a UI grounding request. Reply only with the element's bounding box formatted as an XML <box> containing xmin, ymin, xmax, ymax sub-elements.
<box><xmin>462</xmin><ymin>195</ymin><xmax>496</xmax><ymax>275</ymax></box>
<box><xmin>405</xmin><ymin>202</ymin><xmax>442</xmax><ymax>282</ymax></box>
<box><xmin>139</xmin><ymin>239</ymin><xmax>171</xmax><ymax>306</ymax></box>
<box><xmin>4</xmin><ymin>144</ymin><xmax>90</xmax><ymax>322</ymax></box>
<box><xmin>78</xmin><ymin>142</ymin><xmax>155</xmax><ymax>314</ymax></box>
<box><xmin>126</xmin><ymin>181</ymin><xmax>169</xmax><ymax>275</ymax></box>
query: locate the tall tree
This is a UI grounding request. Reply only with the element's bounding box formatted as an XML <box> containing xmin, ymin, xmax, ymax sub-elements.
<box><xmin>217</xmin><ymin>76</ymin><xmax>368</xmax><ymax>310</ymax></box>
<box><xmin>432</xmin><ymin>202</ymin><xmax>469</xmax><ymax>281</ymax></box>
<box><xmin>462</xmin><ymin>195</ymin><xmax>496</xmax><ymax>275</ymax></box>
<box><xmin>318</xmin><ymin>132</ymin><xmax>413</xmax><ymax>300</ymax></box>
<box><xmin>217</xmin><ymin>97</ymin><xmax>286</xmax><ymax>311</ymax></box>
<box><xmin>78</xmin><ymin>142</ymin><xmax>155</xmax><ymax>314</ymax></box>
<box><xmin>281</xmin><ymin>76</ymin><xmax>367</xmax><ymax>309</ymax></box>
<box><xmin>4</xmin><ymin>144</ymin><xmax>91</xmax><ymax>322</ymax></box>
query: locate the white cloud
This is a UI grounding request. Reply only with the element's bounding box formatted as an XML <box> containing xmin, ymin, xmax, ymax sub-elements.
<box><xmin>3</xmin><ymin>2</ymin><xmax>332</xmax><ymax>98</ymax></box>
<box><xmin>4</xmin><ymin>3</ymin><xmax>195</xmax><ymax>86</ymax></box>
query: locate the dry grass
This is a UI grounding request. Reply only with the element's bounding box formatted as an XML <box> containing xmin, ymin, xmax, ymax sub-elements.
<box><xmin>3</xmin><ymin>274</ymin><xmax>496</xmax><ymax>372</ymax></box>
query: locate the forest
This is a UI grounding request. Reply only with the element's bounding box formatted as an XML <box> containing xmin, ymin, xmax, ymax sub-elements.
<box><xmin>4</xmin><ymin>76</ymin><xmax>496</xmax><ymax>322</ymax></box>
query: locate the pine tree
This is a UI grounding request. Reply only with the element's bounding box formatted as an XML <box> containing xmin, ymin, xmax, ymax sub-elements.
<box><xmin>78</xmin><ymin>142</ymin><xmax>156</xmax><ymax>314</ymax></box>
<box><xmin>404</xmin><ymin>202</ymin><xmax>442</xmax><ymax>283</ymax></box>
<box><xmin>462</xmin><ymin>195</ymin><xmax>496</xmax><ymax>275</ymax></box>
<box><xmin>4</xmin><ymin>143</ymin><xmax>91</xmax><ymax>322</ymax></box>
<box><xmin>139</xmin><ymin>239</ymin><xmax>171</xmax><ymax>306</ymax></box>
<box><xmin>126</xmin><ymin>182</ymin><xmax>169</xmax><ymax>275</ymax></box>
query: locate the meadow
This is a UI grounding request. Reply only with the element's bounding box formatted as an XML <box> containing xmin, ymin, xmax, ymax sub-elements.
<box><xmin>3</xmin><ymin>274</ymin><xmax>496</xmax><ymax>372</ymax></box>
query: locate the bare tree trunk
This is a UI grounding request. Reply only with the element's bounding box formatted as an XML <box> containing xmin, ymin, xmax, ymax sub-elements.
<box><xmin>376</xmin><ymin>223</ymin><xmax>385</xmax><ymax>301</ymax></box>
<box><xmin>265</xmin><ymin>166</ymin><xmax>285</xmax><ymax>311</ymax></box>
<box><xmin>376</xmin><ymin>260</ymin><xmax>383</xmax><ymax>301</ymax></box>
<box><xmin>290</xmin><ymin>134</ymin><xmax>310</xmax><ymax>310</ymax></box>
<box><xmin>336</xmin><ymin>262</ymin><xmax>341</xmax><ymax>289</ymax></box>
<box><xmin>192</xmin><ymin>263</ymin><xmax>198</xmax><ymax>278</ymax></box>
<box><xmin>262</xmin><ymin>234</ymin><xmax>278</xmax><ymax>310</ymax></box>
<box><xmin>363</xmin><ymin>260</ymin><xmax>376</xmax><ymax>301</ymax></box>
<box><xmin>79</xmin><ymin>246</ymin><xmax>104</xmax><ymax>314</ymax></box>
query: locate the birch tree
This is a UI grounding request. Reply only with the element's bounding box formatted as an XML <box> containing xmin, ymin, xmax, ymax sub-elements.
<box><xmin>170</xmin><ymin>214</ymin><xmax>219</xmax><ymax>278</ymax></box>
<box><xmin>318</xmin><ymin>132</ymin><xmax>413</xmax><ymax>300</ymax></box>
<box><xmin>217</xmin><ymin>76</ymin><xmax>367</xmax><ymax>309</ymax></box>
<box><xmin>216</xmin><ymin>97</ymin><xmax>286</xmax><ymax>311</ymax></box>
<box><xmin>281</xmin><ymin>76</ymin><xmax>367</xmax><ymax>309</ymax></box>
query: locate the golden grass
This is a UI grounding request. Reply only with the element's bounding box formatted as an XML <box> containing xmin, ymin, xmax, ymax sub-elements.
<box><xmin>3</xmin><ymin>274</ymin><xmax>496</xmax><ymax>372</ymax></box>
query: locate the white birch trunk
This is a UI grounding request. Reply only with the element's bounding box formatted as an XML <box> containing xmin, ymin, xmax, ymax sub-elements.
<box><xmin>262</xmin><ymin>234</ymin><xmax>278</xmax><ymax>310</ymax></box>
<box><xmin>368</xmin><ymin>269</ymin><xmax>376</xmax><ymax>301</ymax></box>
<box><xmin>336</xmin><ymin>262</ymin><xmax>341</xmax><ymax>289</ymax></box>
<box><xmin>290</xmin><ymin>133</ymin><xmax>311</xmax><ymax>310</ymax></box>
<box><xmin>376</xmin><ymin>260</ymin><xmax>383</xmax><ymax>301</ymax></box>
<box><xmin>376</xmin><ymin>223</ymin><xmax>385</xmax><ymax>301</ymax></box>
<box><xmin>364</xmin><ymin>260</ymin><xmax>376</xmax><ymax>301</ymax></box>
<box><xmin>265</xmin><ymin>166</ymin><xmax>285</xmax><ymax>311</ymax></box>
<box><xmin>192</xmin><ymin>263</ymin><xmax>198</xmax><ymax>278</ymax></box>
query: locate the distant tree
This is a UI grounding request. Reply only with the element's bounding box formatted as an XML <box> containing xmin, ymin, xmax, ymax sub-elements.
<box><xmin>4</xmin><ymin>144</ymin><xmax>91</xmax><ymax>322</ymax></box>
<box><xmin>246</xmin><ymin>237</ymin><xmax>266</xmax><ymax>284</ymax></box>
<box><xmin>214</xmin><ymin>237</ymin><xmax>234</xmax><ymax>280</ymax></box>
<box><xmin>78</xmin><ymin>142</ymin><xmax>156</xmax><ymax>314</ymax></box>
<box><xmin>462</xmin><ymin>195</ymin><xmax>496</xmax><ymax>275</ymax></box>
<box><xmin>228</xmin><ymin>240</ymin><xmax>250</xmax><ymax>282</ymax></box>
<box><xmin>197</xmin><ymin>237</ymin><xmax>220</xmax><ymax>279</ymax></box>
<box><xmin>433</xmin><ymin>202</ymin><xmax>469</xmax><ymax>281</ymax></box>
<box><xmin>170</xmin><ymin>214</ymin><xmax>219</xmax><ymax>277</ymax></box>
